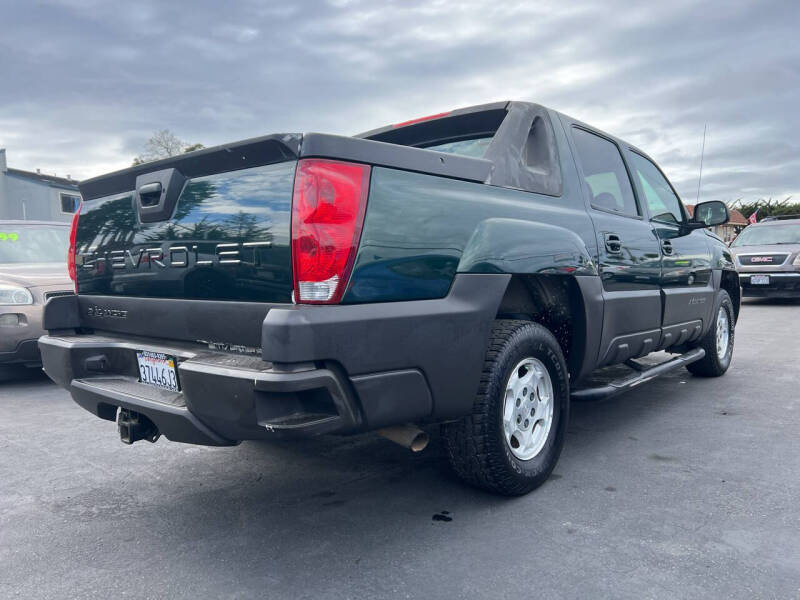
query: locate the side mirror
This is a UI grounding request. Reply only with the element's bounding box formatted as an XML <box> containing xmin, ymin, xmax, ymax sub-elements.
<box><xmin>692</xmin><ymin>200</ymin><xmax>729</xmax><ymax>227</ymax></box>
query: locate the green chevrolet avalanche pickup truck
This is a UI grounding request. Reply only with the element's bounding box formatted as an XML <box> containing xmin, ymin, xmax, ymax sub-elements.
<box><xmin>40</xmin><ymin>101</ymin><xmax>739</xmax><ymax>495</ymax></box>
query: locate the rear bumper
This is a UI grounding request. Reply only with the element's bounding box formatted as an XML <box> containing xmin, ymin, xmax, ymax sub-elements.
<box><xmin>40</xmin><ymin>274</ymin><xmax>509</xmax><ymax>445</ymax></box>
<box><xmin>0</xmin><ymin>304</ymin><xmax>46</xmax><ymax>365</ymax></box>
<box><xmin>739</xmin><ymin>272</ymin><xmax>800</xmax><ymax>297</ymax></box>
<box><xmin>39</xmin><ymin>334</ymin><xmax>365</xmax><ymax>445</ymax></box>
<box><xmin>0</xmin><ymin>339</ymin><xmax>42</xmax><ymax>365</ymax></box>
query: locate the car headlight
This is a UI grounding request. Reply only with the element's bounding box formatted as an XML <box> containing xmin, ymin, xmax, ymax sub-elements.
<box><xmin>0</xmin><ymin>284</ymin><xmax>34</xmax><ymax>305</ymax></box>
<box><xmin>793</xmin><ymin>254</ymin><xmax>800</xmax><ymax>266</ymax></box>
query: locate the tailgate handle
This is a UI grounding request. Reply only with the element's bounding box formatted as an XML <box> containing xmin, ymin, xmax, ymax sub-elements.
<box><xmin>138</xmin><ymin>182</ymin><xmax>162</xmax><ymax>207</ymax></box>
<box><xmin>135</xmin><ymin>168</ymin><xmax>187</xmax><ymax>223</ymax></box>
<box><xmin>604</xmin><ymin>233</ymin><xmax>622</xmax><ymax>254</ymax></box>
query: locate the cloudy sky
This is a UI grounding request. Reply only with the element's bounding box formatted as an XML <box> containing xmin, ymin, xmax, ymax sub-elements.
<box><xmin>1</xmin><ymin>0</ymin><xmax>797</xmax><ymax>205</ymax></box>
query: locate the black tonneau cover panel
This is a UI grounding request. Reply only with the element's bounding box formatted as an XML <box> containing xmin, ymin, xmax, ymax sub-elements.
<box><xmin>79</xmin><ymin>133</ymin><xmax>302</xmax><ymax>201</ymax></box>
<box><xmin>80</xmin><ymin>128</ymin><xmax>493</xmax><ymax>201</ymax></box>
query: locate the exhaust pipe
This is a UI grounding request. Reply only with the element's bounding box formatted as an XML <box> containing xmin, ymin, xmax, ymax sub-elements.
<box><xmin>378</xmin><ymin>424</ymin><xmax>429</xmax><ymax>452</ymax></box>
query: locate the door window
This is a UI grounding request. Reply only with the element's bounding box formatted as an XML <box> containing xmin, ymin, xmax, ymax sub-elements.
<box><xmin>629</xmin><ymin>152</ymin><xmax>684</xmax><ymax>225</ymax></box>
<box><xmin>572</xmin><ymin>128</ymin><xmax>639</xmax><ymax>217</ymax></box>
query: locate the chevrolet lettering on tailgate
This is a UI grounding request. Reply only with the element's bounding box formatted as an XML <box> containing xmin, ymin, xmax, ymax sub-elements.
<box><xmin>79</xmin><ymin>241</ymin><xmax>273</xmax><ymax>271</ymax></box>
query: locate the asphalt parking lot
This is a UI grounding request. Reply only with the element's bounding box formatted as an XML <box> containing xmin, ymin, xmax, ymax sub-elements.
<box><xmin>1</xmin><ymin>299</ymin><xmax>799</xmax><ymax>600</ymax></box>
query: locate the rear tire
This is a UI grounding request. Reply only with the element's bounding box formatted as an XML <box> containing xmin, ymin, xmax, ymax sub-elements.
<box><xmin>442</xmin><ymin>319</ymin><xmax>569</xmax><ymax>496</ymax></box>
<box><xmin>686</xmin><ymin>289</ymin><xmax>735</xmax><ymax>377</ymax></box>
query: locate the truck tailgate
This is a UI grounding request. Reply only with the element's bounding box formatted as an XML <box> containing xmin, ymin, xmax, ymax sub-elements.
<box><xmin>76</xmin><ymin>135</ymin><xmax>298</xmax><ymax>307</ymax></box>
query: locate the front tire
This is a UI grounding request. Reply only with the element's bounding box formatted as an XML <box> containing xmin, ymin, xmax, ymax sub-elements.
<box><xmin>442</xmin><ymin>320</ymin><xmax>569</xmax><ymax>496</ymax></box>
<box><xmin>686</xmin><ymin>289</ymin><xmax>735</xmax><ymax>377</ymax></box>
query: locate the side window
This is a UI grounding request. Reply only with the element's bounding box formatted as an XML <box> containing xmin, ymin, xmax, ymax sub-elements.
<box><xmin>629</xmin><ymin>152</ymin><xmax>684</xmax><ymax>224</ymax></box>
<box><xmin>571</xmin><ymin>128</ymin><xmax>638</xmax><ymax>217</ymax></box>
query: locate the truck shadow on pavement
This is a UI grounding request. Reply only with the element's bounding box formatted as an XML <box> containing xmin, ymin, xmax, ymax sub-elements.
<box><xmin>0</xmin><ymin>365</ymin><xmax>48</xmax><ymax>383</ymax></box>
<box><xmin>5</xmin><ymin>366</ymin><xmax>758</xmax><ymax>596</ymax></box>
<box><xmin>741</xmin><ymin>297</ymin><xmax>800</xmax><ymax>306</ymax></box>
<box><xmin>96</xmin><ymin>370</ymin><xmax>705</xmax><ymax>562</ymax></box>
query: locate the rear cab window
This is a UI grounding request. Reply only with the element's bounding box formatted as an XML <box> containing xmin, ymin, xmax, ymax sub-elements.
<box><xmin>362</xmin><ymin>103</ymin><xmax>565</xmax><ymax>196</ymax></box>
<box><xmin>425</xmin><ymin>137</ymin><xmax>493</xmax><ymax>157</ymax></box>
<box><xmin>361</xmin><ymin>107</ymin><xmax>507</xmax><ymax>159</ymax></box>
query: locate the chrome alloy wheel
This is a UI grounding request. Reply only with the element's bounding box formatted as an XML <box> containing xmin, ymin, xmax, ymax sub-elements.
<box><xmin>502</xmin><ymin>357</ymin><xmax>554</xmax><ymax>461</ymax></box>
<box><xmin>716</xmin><ymin>306</ymin><xmax>730</xmax><ymax>360</ymax></box>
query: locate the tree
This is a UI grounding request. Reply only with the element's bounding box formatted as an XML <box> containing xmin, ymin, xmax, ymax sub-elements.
<box><xmin>132</xmin><ymin>130</ymin><xmax>205</xmax><ymax>166</ymax></box>
<box><xmin>731</xmin><ymin>197</ymin><xmax>798</xmax><ymax>221</ymax></box>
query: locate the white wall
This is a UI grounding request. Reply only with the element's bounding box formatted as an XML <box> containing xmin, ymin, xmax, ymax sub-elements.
<box><xmin>0</xmin><ymin>174</ymin><xmax>76</xmax><ymax>222</ymax></box>
<box><xmin>0</xmin><ymin>149</ymin><xmax>79</xmax><ymax>222</ymax></box>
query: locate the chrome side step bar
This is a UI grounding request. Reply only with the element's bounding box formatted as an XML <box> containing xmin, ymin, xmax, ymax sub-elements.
<box><xmin>570</xmin><ymin>348</ymin><xmax>706</xmax><ymax>402</ymax></box>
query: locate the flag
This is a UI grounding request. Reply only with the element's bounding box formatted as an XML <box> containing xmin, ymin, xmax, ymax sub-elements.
<box><xmin>748</xmin><ymin>209</ymin><xmax>759</xmax><ymax>224</ymax></box>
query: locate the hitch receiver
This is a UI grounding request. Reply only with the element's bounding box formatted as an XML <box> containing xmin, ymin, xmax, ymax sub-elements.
<box><xmin>116</xmin><ymin>407</ymin><xmax>161</xmax><ymax>444</ymax></box>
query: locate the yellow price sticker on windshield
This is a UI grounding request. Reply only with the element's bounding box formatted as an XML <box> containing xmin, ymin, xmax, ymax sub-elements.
<box><xmin>0</xmin><ymin>232</ymin><xmax>19</xmax><ymax>242</ymax></box>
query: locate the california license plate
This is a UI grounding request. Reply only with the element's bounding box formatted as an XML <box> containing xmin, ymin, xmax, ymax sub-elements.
<box><xmin>751</xmin><ymin>275</ymin><xmax>770</xmax><ymax>285</ymax></box>
<box><xmin>136</xmin><ymin>351</ymin><xmax>180</xmax><ymax>392</ymax></box>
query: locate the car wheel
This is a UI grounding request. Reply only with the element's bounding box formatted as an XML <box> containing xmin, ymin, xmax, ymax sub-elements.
<box><xmin>442</xmin><ymin>319</ymin><xmax>569</xmax><ymax>496</ymax></box>
<box><xmin>686</xmin><ymin>289</ymin><xmax>735</xmax><ymax>377</ymax></box>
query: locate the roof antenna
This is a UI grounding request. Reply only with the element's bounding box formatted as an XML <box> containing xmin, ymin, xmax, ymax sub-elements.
<box><xmin>695</xmin><ymin>123</ymin><xmax>707</xmax><ymax>203</ymax></box>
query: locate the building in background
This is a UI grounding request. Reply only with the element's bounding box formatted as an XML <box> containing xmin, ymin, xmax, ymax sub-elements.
<box><xmin>686</xmin><ymin>204</ymin><xmax>748</xmax><ymax>242</ymax></box>
<box><xmin>0</xmin><ymin>149</ymin><xmax>80</xmax><ymax>223</ymax></box>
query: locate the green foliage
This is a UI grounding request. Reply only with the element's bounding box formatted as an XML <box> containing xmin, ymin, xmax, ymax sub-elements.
<box><xmin>731</xmin><ymin>197</ymin><xmax>798</xmax><ymax>221</ymax></box>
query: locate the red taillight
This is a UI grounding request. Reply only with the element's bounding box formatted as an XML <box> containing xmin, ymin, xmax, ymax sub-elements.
<box><xmin>393</xmin><ymin>111</ymin><xmax>451</xmax><ymax>128</ymax></box>
<box><xmin>67</xmin><ymin>204</ymin><xmax>81</xmax><ymax>292</ymax></box>
<box><xmin>291</xmin><ymin>159</ymin><xmax>370</xmax><ymax>304</ymax></box>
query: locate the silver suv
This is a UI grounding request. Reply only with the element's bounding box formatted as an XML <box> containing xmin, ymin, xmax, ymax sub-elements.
<box><xmin>730</xmin><ymin>216</ymin><xmax>800</xmax><ymax>297</ymax></box>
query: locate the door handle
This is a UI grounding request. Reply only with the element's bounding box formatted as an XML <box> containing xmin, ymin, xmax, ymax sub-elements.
<box><xmin>604</xmin><ymin>233</ymin><xmax>622</xmax><ymax>254</ymax></box>
<box><xmin>661</xmin><ymin>240</ymin><xmax>674</xmax><ymax>255</ymax></box>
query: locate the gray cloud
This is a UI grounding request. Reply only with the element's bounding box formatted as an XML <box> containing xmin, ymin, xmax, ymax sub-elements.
<box><xmin>0</xmin><ymin>0</ymin><xmax>796</xmax><ymax>204</ymax></box>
